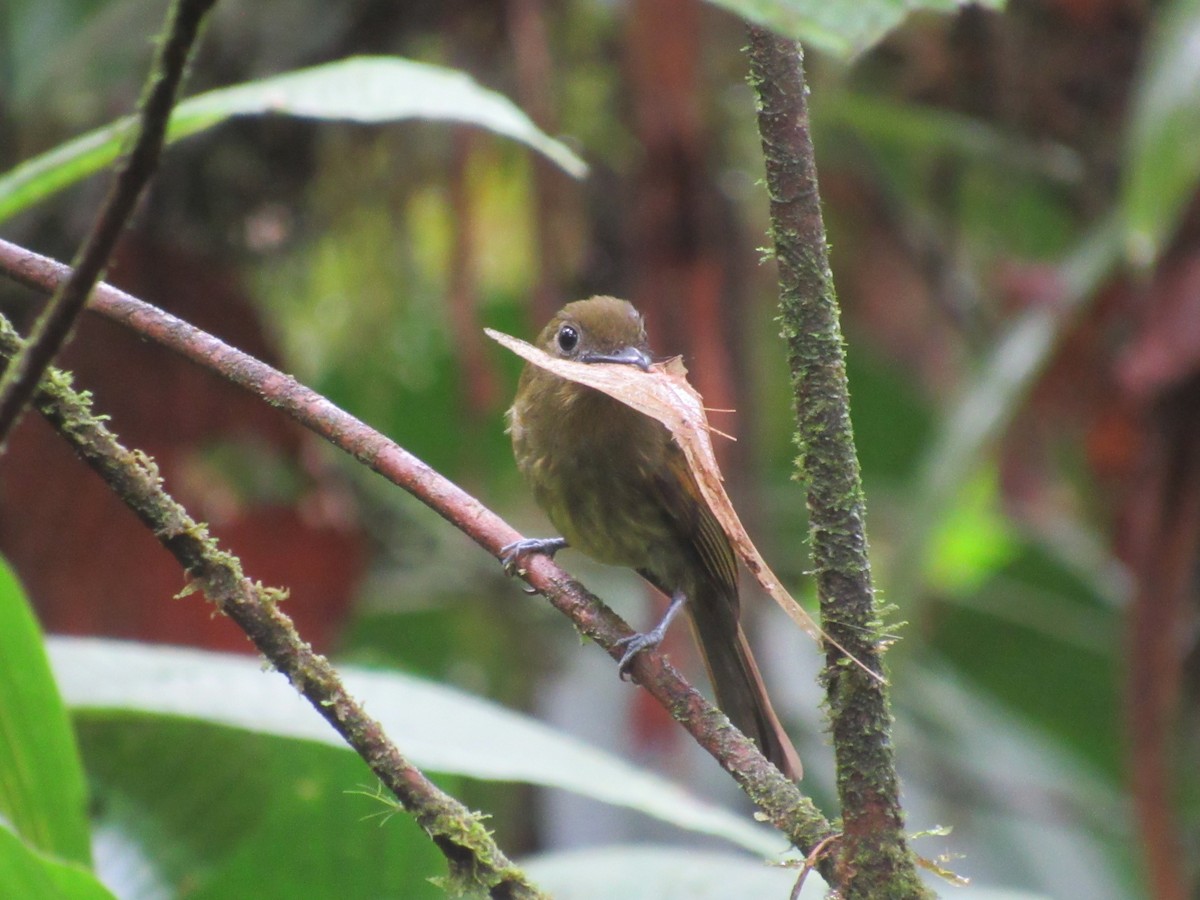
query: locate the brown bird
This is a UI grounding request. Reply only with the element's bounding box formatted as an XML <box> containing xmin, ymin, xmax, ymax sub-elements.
<box><xmin>504</xmin><ymin>296</ymin><xmax>802</xmax><ymax>780</ymax></box>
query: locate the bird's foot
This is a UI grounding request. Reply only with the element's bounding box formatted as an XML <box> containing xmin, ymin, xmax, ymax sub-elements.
<box><xmin>615</xmin><ymin>629</ymin><xmax>666</xmax><ymax>679</ymax></box>
<box><xmin>614</xmin><ymin>591</ymin><xmax>688</xmax><ymax>680</ymax></box>
<box><xmin>500</xmin><ymin>536</ymin><xmax>568</xmax><ymax>575</ymax></box>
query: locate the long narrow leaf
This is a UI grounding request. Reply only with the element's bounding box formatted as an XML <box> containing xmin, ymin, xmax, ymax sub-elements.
<box><xmin>0</xmin><ymin>56</ymin><xmax>587</xmax><ymax>224</ymax></box>
<box><xmin>50</xmin><ymin>637</ymin><xmax>783</xmax><ymax>858</ymax></box>
<box><xmin>0</xmin><ymin>826</ymin><xmax>115</xmax><ymax>900</ymax></box>
<box><xmin>0</xmin><ymin>563</ymin><xmax>92</xmax><ymax>866</ymax></box>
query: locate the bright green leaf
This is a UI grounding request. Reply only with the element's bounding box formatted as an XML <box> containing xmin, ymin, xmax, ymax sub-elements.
<box><xmin>0</xmin><ymin>561</ymin><xmax>91</xmax><ymax>866</ymax></box>
<box><xmin>925</xmin><ymin>471</ymin><xmax>1018</xmax><ymax>594</ymax></box>
<box><xmin>0</xmin><ymin>56</ymin><xmax>587</xmax><ymax>224</ymax></box>
<box><xmin>0</xmin><ymin>826</ymin><xmax>115</xmax><ymax>900</ymax></box>
<box><xmin>50</xmin><ymin>637</ymin><xmax>783</xmax><ymax>857</ymax></box>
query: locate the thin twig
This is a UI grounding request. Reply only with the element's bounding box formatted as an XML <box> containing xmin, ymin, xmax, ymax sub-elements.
<box><xmin>791</xmin><ymin>833</ymin><xmax>839</xmax><ymax>900</ymax></box>
<box><xmin>0</xmin><ymin>314</ymin><xmax>547</xmax><ymax>900</ymax></box>
<box><xmin>0</xmin><ymin>238</ymin><xmax>838</xmax><ymax>872</ymax></box>
<box><xmin>0</xmin><ymin>0</ymin><xmax>216</xmax><ymax>445</ymax></box>
<box><xmin>746</xmin><ymin>27</ymin><xmax>929</xmax><ymax>897</ymax></box>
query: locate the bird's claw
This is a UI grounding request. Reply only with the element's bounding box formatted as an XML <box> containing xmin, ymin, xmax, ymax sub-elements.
<box><xmin>613</xmin><ymin>591</ymin><xmax>688</xmax><ymax>680</ymax></box>
<box><xmin>500</xmin><ymin>537</ymin><xmax>568</xmax><ymax>575</ymax></box>
<box><xmin>614</xmin><ymin>628</ymin><xmax>666</xmax><ymax>680</ymax></box>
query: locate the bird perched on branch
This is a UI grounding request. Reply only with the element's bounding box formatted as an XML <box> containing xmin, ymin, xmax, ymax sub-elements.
<box><xmin>504</xmin><ymin>295</ymin><xmax>802</xmax><ymax>781</ymax></box>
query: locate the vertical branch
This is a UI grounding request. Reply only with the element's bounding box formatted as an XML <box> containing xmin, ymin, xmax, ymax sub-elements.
<box><xmin>1127</xmin><ymin>393</ymin><xmax>1199</xmax><ymax>900</ymax></box>
<box><xmin>0</xmin><ymin>0</ymin><xmax>217</xmax><ymax>444</ymax></box>
<box><xmin>745</xmin><ymin>27</ymin><xmax>929</xmax><ymax>897</ymax></box>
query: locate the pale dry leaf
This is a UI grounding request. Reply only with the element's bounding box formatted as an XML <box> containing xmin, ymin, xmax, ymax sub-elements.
<box><xmin>487</xmin><ymin>327</ymin><xmax>882</xmax><ymax>682</ymax></box>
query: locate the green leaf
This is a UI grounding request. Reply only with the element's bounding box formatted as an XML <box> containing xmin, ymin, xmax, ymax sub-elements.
<box><xmin>0</xmin><ymin>826</ymin><xmax>115</xmax><ymax>900</ymax></box>
<box><xmin>50</xmin><ymin>637</ymin><xmax>783</xmax><ymax>857</ymax></box>
<box><xmin>924</xmin><ymin>470</ymin><xmax>1018</xmax><ymax>595</ymax></box>
<box><xmin>704</xmin><ymin>0</ymin><xmax>1006</xmax><ymax>58</ymax></box>
<box><xmin>79</xmin><ymin>718</ymin><xmax>444</xmax><ymax>899</ymax></box>
<box><xmin>0</xmin><ymin>561</ymin><xmax>92</xmax><ymax>866</ymax></box>
<box><xmin>0</xmin><ymin>55</ymin><xmax>587</xmax><ymax>224</ymax></box>
<box><xmin>1121</xmin><ymin>0</ymin><xmax>1200</xmax><ymax>267</ymax></box>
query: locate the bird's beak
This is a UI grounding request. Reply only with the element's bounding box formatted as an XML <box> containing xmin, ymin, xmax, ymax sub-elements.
<box><xmin>579</xmin><ymin>346</ymin><xmax>653</xmax><ymax>372</ymax></box>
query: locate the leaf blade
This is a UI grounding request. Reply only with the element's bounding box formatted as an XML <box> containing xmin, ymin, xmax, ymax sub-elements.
<box><xmin>0</xmin><ymin>561</ymin><xmax>92</xmax><ymax>866</ymax></box>
<box><xmin>50</xmin><ymin>637</ymin><xmax>783</xmax><ymax>858</ymax></box>
<box><xmin>0</xmin><ymin>55</ymin><xmax>587</xmax><ymax>223</ymax></box>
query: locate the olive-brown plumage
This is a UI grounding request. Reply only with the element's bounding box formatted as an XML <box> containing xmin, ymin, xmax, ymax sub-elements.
<box><xmin>507</xmin><ymin>296</ymin><xmax>802</xmax><ymax>780</ymax></box>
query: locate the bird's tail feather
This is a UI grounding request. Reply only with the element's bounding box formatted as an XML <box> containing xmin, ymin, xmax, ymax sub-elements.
<box><xmin>690</xmin><ymin>596</ymin><xmax>803</xmax><ymax>781</ymax></box>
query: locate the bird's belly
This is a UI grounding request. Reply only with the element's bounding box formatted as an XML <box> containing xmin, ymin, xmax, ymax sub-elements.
<box><xmin>516</xmin><ymin>405</ymin><xmax>674</xmax><ymax>571</ymax></box>
<box><xmin>536</xmin><ymin>452</ymin><xmax>668</xmax><ymax>569</ymax></box>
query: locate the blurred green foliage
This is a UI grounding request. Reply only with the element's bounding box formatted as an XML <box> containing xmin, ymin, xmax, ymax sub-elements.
<box><xmin>5</xmin><ymin>0</ymin><xmax>1200</xmax><ymax>896</ymax></box>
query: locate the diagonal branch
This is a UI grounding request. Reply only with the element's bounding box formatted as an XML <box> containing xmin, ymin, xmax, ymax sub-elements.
<box><xmin>0</xmin><ymin>237</ymin><xmax>837</xmax><ymax>874</ymax></box>
<box><xmin>746</xmin><ymin>27</ymin><xmax>929</xmax><ymax>897</ymax></box>
<box><xmin>0</xmin><ymin>313</ymin><xmax>547</xmax><ymax>900</ymax></box>
<box><xmin>0</xmin><ymin>0</ymin><xmax>217</xmax><ymax>445</ymax></box>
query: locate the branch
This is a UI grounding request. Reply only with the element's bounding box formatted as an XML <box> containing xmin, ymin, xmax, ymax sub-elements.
<box><xmin>0</xmin><ymin>0</ymin><xmax>216</xmax><ymax>444</ymax></box>
<box><xmin>0</xmin><ymin>237</ymin><xmax>837</xmax><ymax>872</ymax></box>
<box><xmin>0</xmin><ymin>313</ymin><xmax>547</xmax><ymax>900</ymax></box>
<box><xmin>745</xmin><ymin>27</ymin><xmax>930</xmax><ymax>897</ymax></box>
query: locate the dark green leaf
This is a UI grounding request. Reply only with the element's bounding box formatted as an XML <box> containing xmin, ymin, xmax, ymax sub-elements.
<box><xmin>79</xmin><ymin>717</ymin><xmax>444</xmax><ymax>899</ymax></box>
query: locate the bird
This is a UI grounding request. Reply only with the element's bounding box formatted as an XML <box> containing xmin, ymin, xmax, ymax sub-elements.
<box><xmin>503</xmin><ymin>295</ymin><xmax>802</xmax><ymax>781</ymax></box>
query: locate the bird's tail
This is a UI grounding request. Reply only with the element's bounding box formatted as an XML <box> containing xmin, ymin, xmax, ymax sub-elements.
<box><xmin>690</xmin><ymin>595</ymin><xmax>803</xmax><ymax>781</ymax></box>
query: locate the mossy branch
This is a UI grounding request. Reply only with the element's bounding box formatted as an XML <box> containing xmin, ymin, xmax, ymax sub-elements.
<box><xmin>746</xmin><ymin>26</ymin><xmax>931</xmax><ymax>897</ymax></box>
<box><xmin>0</xmin><ymin>313</ymin><xmax>546</xmax><ymax>900</ymax></box>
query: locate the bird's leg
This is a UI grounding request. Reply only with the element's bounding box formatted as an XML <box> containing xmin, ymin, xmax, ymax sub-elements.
<box><xmin>614</xmin><ymin>590</ymin><xmax>688</xmax><ymax>679</ymax></box>
<box><xmin>500</xmin><ymin>536</ymin><xmax>569</xmax><ymax>574</ymax></box>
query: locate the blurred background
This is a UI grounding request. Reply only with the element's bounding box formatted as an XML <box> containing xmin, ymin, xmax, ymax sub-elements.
<box><xmin>2</xmin><ymin>0</ymin><xmax>1198</xmax><ymax>897</ymax></box>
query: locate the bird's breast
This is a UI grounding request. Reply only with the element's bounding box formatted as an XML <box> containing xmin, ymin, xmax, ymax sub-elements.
<box><xmin>511</xmin><ymin>380</ymin><xmax>675</xmax><ymax>570</ymax></box>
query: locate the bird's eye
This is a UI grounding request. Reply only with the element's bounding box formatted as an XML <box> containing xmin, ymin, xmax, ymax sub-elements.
<box><xmin>557</xmin><ymin>324</ymin><xmax>579</xmax><ymax>353</ymax></box>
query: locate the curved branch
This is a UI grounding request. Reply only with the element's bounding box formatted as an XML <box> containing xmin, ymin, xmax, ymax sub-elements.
<box><xmin>0</xmin><ymin>237</ymin><xmax>837</xmax><ymax>872</ymax></box>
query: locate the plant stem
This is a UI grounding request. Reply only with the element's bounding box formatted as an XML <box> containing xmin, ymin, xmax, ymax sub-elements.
<box><xmin>746</xmin><ymin>26</ymin><xmax>930</xmax><ymax>897</ymax></box>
